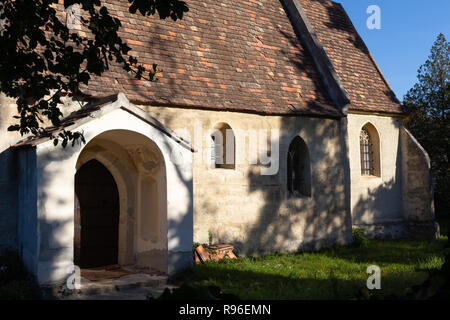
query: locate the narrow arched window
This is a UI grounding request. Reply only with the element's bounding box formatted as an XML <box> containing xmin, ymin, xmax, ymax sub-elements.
<box><xmin>360</xmin><ymin>123</ymin><xmax>381</xmax><ymax>176</ymax></box>
<box><xmin>211</xmin><ymin>123</ymin><xmax>235</xmax><ymax>169</ymax></box>
<box><xmin>360</xmin><ymin>129</ymin><xmax>373</xmax><ymax>175</ymax></box>
<box><xmin>287</xmin><ymin>136</ymin><xmax>311</xmax><ymax>197</ymax></box>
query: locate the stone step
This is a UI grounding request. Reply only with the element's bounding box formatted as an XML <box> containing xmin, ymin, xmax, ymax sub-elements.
<box><xmin>79</xmin><ymin>274</ymin><xmax>168</xmax><ymax>295</ymax></box>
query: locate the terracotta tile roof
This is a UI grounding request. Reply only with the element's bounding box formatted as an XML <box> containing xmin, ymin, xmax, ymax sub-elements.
<box><xmin>69</xmin><ymin>0</ymin><xmax>405</xmax><ymax>116</ymax></box>
<box><xmin>299</xmin><ymin>0</ymin><xmax>406</xmax><ymax>114</ymax></box>
<box><xmin>74</xmin><ymin>0</ymin><xmax>342</xmax><ymax>117</ymax></box>
<box><xmin>13</xmin><ymin>93</ymin><xmax>195</xmax><ymax>151</ymax></box>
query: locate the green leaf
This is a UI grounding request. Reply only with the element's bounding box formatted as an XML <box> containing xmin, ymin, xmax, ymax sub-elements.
<box><xmin>7</xmin><ymin>125</ymin><xmax>20</xmax><ymax>132</ymax></box>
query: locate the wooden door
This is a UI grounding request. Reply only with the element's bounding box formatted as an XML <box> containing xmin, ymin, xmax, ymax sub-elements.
<box><xmin>74</xmin><ymin>159</ymin><xmax>120</xmax><ymax>268</ymax></box>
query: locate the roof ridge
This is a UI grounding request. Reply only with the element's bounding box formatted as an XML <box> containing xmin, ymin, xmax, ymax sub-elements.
<box><xmin>67</xmin><ymin>0</ymin><xmax>342</xmax><ymax>118</ymax></box>
<box><xmin>281</xmin><ymin>0</ymin><xmax>350</xmax><ymax>112</ymax></box>
<box><xmin>298</xmin><ymin>0</ymin><xmax>407</xmax><ymax>115</ymax></box>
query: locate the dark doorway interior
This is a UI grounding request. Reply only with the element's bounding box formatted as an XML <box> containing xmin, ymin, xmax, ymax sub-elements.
<box><xmin>74</xmin><ymin>159</ymin><xmax>120</xmax><ymax>268</ymax></box>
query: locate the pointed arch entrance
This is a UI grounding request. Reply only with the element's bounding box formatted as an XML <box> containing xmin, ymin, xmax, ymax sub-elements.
<box><xmin>15</xmin><ymin>96</ymin><xmax>194</xmax><ymax>284</ymax></box>
<box><xmin>75</xmin><ymin>130</ymin><xmax>169</xmax><ymax>272</ymax></box>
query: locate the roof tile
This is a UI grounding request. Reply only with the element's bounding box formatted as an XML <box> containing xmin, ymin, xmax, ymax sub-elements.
<box><xmin>299</xmin><ymin>0</ymin><xmax>405</xmax><ymax>114</ymax></box>
<box><xmin>73</xmin><ymin>0</ymin><xmax>405</xmax><ymax>116</ymax></box>
<box><xmin>77</xmin><ymin>0</ymin><xmax>340</xmax><ymax>117</ymax></box>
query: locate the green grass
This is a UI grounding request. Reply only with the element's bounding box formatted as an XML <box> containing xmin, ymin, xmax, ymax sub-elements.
<box><xmin>174</xmin><ymin>238</ymin><xmax>449</xmax><ymax>300</ymax></box>
<box><xmin>437</xmin><ymin>216</ymin><xmax>450</xmax><ymax>238</ymax></box>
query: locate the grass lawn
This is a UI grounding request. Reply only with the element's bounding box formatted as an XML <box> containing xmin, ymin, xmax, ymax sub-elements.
<box><xmin>174</xmin><ymin>237</ymin><xmax>449</xmax><ymax>300</ymax></box>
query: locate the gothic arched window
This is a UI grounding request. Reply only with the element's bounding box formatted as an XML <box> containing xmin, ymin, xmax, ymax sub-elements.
<box><xmin>360</xmin><ymin>123</ymin><xmax>381</xmax><ymax>177</ymax></box>
<box><xmin>211</xmin><ymin>123</ymin><xmax>235</xmax><ymax>169</ymax></box>
<box><xmin>287</xmin><ymin>136</ymin><xmax>311</xmax><ymax>197</ymax></box>
<box><xmin>360</xmin><ymin>129</ymin><xmax>373</xmax><ymax>175</ymax></box>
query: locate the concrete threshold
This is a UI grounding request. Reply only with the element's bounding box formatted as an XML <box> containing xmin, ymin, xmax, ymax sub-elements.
<box><xmin>79</xmin><ymin>273</ymin><xmax>168</xmax><ymax>295</ymax></box>
<box><xmin>46</xmin><ymin>273</ymin><xmax>172</xmax><ymax>300</ymax></box>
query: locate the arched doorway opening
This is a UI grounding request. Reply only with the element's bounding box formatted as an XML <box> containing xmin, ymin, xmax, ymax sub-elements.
<box><xmin>74</xmin><ymin>129</ymin><xmax>169</xmax><ymax>273</ymax></box>
<box><xmin>74</xmin><ymin>159</ymin><xmax>120</xmax><ymax>268</ymax></box>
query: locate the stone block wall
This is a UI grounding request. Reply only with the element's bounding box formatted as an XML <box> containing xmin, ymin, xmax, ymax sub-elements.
<box><xmin>401</xmin><ymin>127</ymin><xmax>439</xmax><ymax>239</ymax></box>
<box><xmin>142</xmin><ymin>105</ymin><xmax>353</xmax><ymax>255</ymax></box>
<box><xmin>1</xmin><ymin>97</ymin><xmax>353</xmax><ymax>264</ymax></box>
<box><xmin>347</xmin><ymin>113</ymin><xmax>405</xmax><ymax>238</ymax></box>
<box><xmin>347</xmin><ymin>112</ymin><xmax>439</xmax><ymax>240</ymax></box>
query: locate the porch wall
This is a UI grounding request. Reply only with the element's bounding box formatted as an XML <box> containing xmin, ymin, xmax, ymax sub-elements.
<box><xmin>0</xmin><ymin>95</ymin><xmax>21</xmax><ymax>251</ymax></box>
<box><xmin>17</xmin><ymin>148</ymin><xmax>39</xmax><ymax>275</ymax></box>
<box><xmin>0</xmin><ymin>148</ymin><xmax>19</xmax><ymax>251</ymax></box>
<box><xmin>32</xmin><ymin>106</ymin><xmax>193</xmax><ymax>284</ymax></box>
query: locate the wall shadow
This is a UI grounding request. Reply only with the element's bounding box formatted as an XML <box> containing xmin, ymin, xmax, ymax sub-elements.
<box><xmin>0</xmin><ymin>148</ymin><xmax>19</xmax><ymax>251</ymax></box>
<box><xmin>351</xmin><ymin>119</ymin><xmax>404</xmax><ymax>238</ymax></box>
<box><xmin>227</xmin><ymin>114</ymin><xmax>352</xmax><ymax>255</ymax></box>
<box><xmin>176</xmin><ymin>253</ymin><xmax>439</xmax><ymax>300</ymax></box>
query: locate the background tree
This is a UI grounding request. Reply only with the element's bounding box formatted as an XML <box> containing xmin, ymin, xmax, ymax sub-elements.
<box><xmin>403</xmin><ymin>33</ymin><xmax>449</xmax><ymax>300</ymax></box>
<box><xmin>0</xmin><ymin>0</ymin><xmax>188</xmax><ymax>146</ymax></box>
<box><xmin>404</xmin><ymin>33</ymin><xmax>450</xmax><ymax>220</ymax></box>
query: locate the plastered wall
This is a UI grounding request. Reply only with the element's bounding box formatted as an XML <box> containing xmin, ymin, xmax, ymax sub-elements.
<box><xmin>347</xmin><ymin>112</ymin><xmax>437</xmax><ymax>239</ymax></box>
<box><xmin>141</xmin><ymin>105</ymin><xmax>353</xmax><ymax>254</ymax></box>
<box><xmin>0</xmin><ymin>95</ymin><xmax>21</xmax><ymax>251</ymax></box>
<box><xmin>347</xmin><ymin>113</ymin><xmax>404</xmax><ymax>237</ymax></box>
<box><xmin>19</xmin><ymin>105</ymin><xmax>194</xmax><ymax>284</ymax></box>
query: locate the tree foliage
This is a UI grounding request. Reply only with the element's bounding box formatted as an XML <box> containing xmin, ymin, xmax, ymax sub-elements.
<box><xmin>404</xmin><ymin>33</ymin><xmax>450</xmax><ymax>215</ymax></box>
<box><xmin>404</xmin><ymin>34</ymin><xmax>450</xmax><ymax>300</ymax></box>
<box><xmin>0</xmin><ymin>0</ymin><xmax>188</xmax><ymax>145</ymax></box>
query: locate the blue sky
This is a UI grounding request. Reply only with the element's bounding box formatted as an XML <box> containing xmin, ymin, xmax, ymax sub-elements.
<box><xmin>337</xmin><ymin>0</ymin><xmax>450</xmax><ymax>101</ymax></box>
